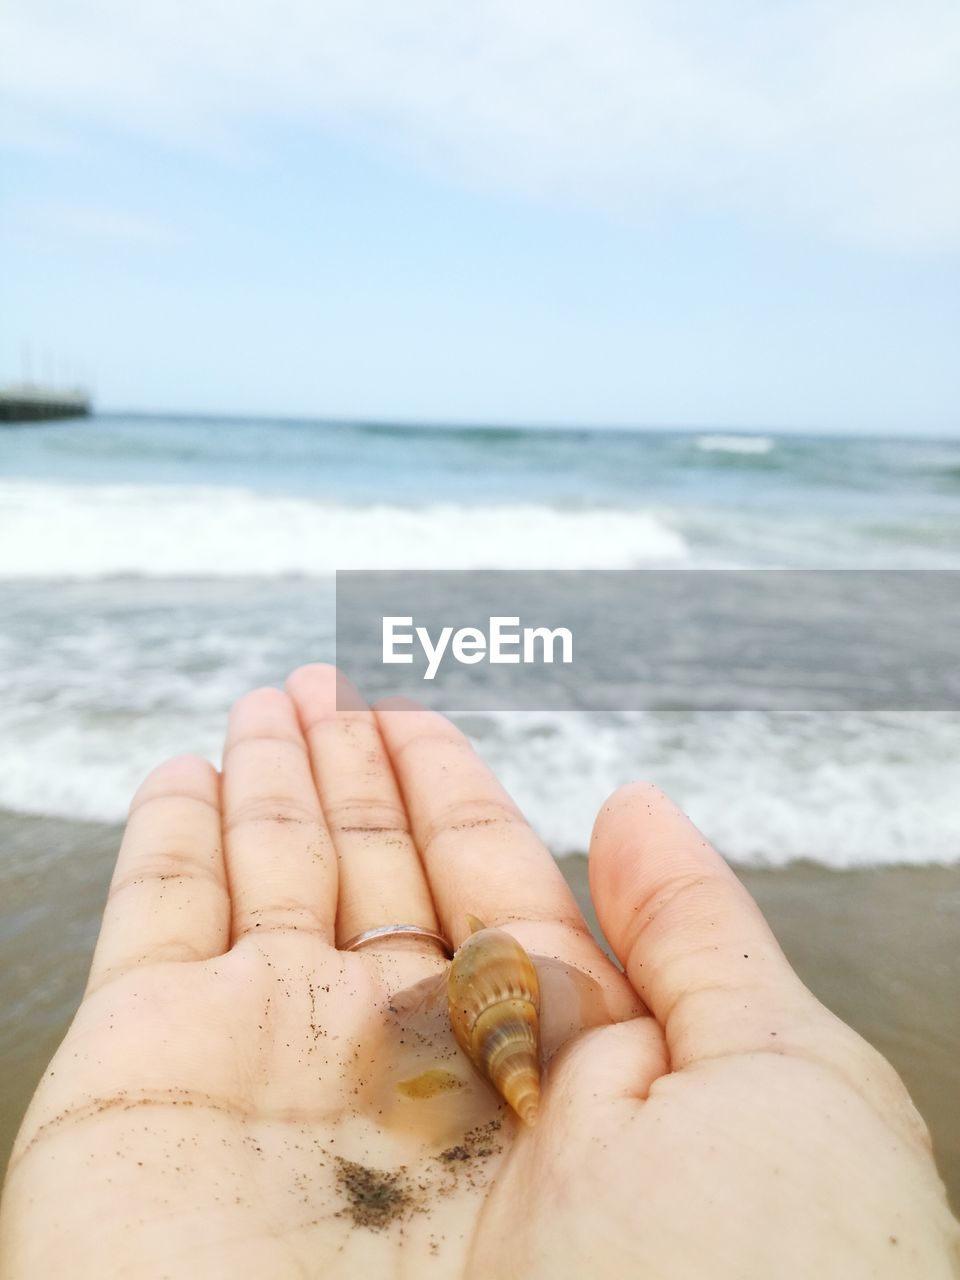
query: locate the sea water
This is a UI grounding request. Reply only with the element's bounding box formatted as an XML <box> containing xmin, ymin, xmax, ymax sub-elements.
<box><xmin>2</xmin><ymin>413</ymin><xmax>959</xmax><ymax>865</ymax></box>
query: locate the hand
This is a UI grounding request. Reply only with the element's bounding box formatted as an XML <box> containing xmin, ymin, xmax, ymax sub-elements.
<box><xmin>1</xmin><ymin>666</ymin><xmax>957</xmax><ymax>1278</ymax></box>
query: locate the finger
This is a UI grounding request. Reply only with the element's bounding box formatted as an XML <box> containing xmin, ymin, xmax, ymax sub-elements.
<box><xmin>87</xmin><ymin>755</ymin><xmax>229</xmax><ymax>995</ymax></box>
<box><xmin>221</xmin><ymin>687</ymin><xmax>337</xmax><ymax>945</ymax></box>
<box><xmin>589</xmin><ymin>782</ymin><xmax>818</xmax><ymax>1066</ymax></box>
<box><xmin>285</xmin><ymin>665</ymin><xmax>441</xmax><ymax>952</ymax></box>
<box><xmin>374</xmin><ymin>702</ymin><xmax>589</xmax><ymax>954</ymax></box>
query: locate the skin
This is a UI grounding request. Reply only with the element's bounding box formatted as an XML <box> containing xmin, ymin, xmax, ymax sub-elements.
<box><xmin>1</xmin><ymin>664</ymin><xmax>957</xmax><ymax>1278</ymax></box>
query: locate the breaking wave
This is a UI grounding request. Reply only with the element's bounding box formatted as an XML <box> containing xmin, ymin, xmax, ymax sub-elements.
<box><xmin>0</xmin><ymin>481</ymin><xmax>689</xmax><ymax>577</ymax></box>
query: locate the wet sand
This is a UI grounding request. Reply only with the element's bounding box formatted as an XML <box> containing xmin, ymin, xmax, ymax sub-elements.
<box><xmin>1</xmin><ymin>810</ymin><xmax>957</xmax><ymax>1211</ymax></box>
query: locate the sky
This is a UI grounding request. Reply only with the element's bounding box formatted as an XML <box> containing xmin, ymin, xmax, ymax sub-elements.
<box><xmin>1</xmin><ymin>0</ymin><xmax>958</xmax><ymax>432</ymax></box>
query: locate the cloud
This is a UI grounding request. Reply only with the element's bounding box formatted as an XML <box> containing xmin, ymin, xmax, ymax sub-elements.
<box><xmin>35</xmin><ymin>201</ymin><xmax>181</xmax><ymax>246</ymax></box>
<box><xmin>2</xmin><ymin>0</ymin><xmax>959</xmax><ymax>250</ymax></box>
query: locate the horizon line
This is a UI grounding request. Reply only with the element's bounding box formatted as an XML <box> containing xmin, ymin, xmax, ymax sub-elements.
<box><xmin>86</xmin><ymin>406</ymin><xmax>959</xmax><ymax>443</ymax></box>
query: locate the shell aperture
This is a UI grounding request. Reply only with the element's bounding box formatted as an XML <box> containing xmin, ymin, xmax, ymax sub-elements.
<box><xmin>447</xmin><ymin>916</ymin><xmax>542</xmax><ymax>1126</ymax></box>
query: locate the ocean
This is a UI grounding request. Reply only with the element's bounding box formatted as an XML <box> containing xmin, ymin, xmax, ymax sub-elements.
<box><xmin>2</xmin><ymin>413</ymin><xmax>960</xmax><ymax>867</ymax></box>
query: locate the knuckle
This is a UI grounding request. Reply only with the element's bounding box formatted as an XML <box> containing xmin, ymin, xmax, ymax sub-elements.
<box><xmin>222</xmin><ymin>732</ymin><xmax>307</xmax><ymax>763</ymax></box>
<box><xmin>621</xmin><ymin>870</ymin><xmax>714</xmax><ymax>953</ymax></box>
<box><xmin>224</xmin><ymin>795</ymin><xmax>319</xmax><ymax>832</ymax></box>
<box><xmin>325</xmin><ymin>797</ymin><xmax>409</xmax><ymax>834</ymax></box>
<box><xmin>420</xmin><ymin>796</ymin><xmax>524</xmax><ymax>851</ymax></box>
<box><xmin>394</xmin><ymin>725</ymin><xmax>470</xmax><ymax>761</ymax></box>
<box><xmin>108</xmin><ymin>850</ymin><xmax>224</xmax><ymax>902</ymax></box>
<box><xmin>233</xmin><ymin>901</ymin><xmax>328</xmax><ymax>939</ymax></box>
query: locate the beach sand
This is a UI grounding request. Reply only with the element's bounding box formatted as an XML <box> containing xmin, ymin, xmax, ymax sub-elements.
<box><xmin>1</xmin><ymin>810</ymin><xmax>957</xmax><ymax>1211</ymax></box>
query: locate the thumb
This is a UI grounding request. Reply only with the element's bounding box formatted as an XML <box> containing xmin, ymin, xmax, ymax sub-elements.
<box><xmin>588</xmin><ymin>783</ymin><xmax>821</xmax><ymax>1069</ymax></box>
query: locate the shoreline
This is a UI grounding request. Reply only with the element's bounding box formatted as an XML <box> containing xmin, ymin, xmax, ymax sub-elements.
<box><xmin>1</xmin><ymin>809</ymin><xmax>957</xmax><ymax>1210</ymax></box>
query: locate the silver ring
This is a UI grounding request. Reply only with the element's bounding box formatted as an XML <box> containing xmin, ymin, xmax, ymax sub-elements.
<box><xmin>341</xmin><ymin>924</ymin><xmax>453</xmax><ymax>958</ymax></box>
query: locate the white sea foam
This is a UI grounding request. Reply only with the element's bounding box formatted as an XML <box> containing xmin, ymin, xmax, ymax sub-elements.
<box><xmin>0</xmin><ymin>481</ymin><xmax>689</xmax><ymax>577</ymax></box>
<box><xmin>2</xmin><ymin>461</ymin><xmax>957</xmax><ymax>868</ymax></box>
<box><xmin>1</xmin><ymin>584</ymin><xmax>956</xmax><ymax>869</ymax></box>
<box><xmin>472</xmin><ymin>710</ymin><xmax>960</xmax><ymax>867</ymax></box>
<box><xmin>1</xmin><ymin>702</ymin><xmax>957</xmax><ymax>867</ymax></box>
<box><xmin>697</xmin><ymin>434</ymin><xmax>774</xmax><ymax>454</ymax></box>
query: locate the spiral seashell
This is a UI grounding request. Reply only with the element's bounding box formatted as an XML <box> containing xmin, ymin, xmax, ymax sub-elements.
<box><xmin>447</xmin><ymin>915</ymin><xmax>541</xmax><ymax>1126</ymax></box>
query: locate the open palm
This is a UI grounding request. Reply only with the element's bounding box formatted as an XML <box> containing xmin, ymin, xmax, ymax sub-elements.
<box><xmin>2</xmin><ymin>666</ymin><xmax>957</xmax><ymax>1278</ymax></box>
